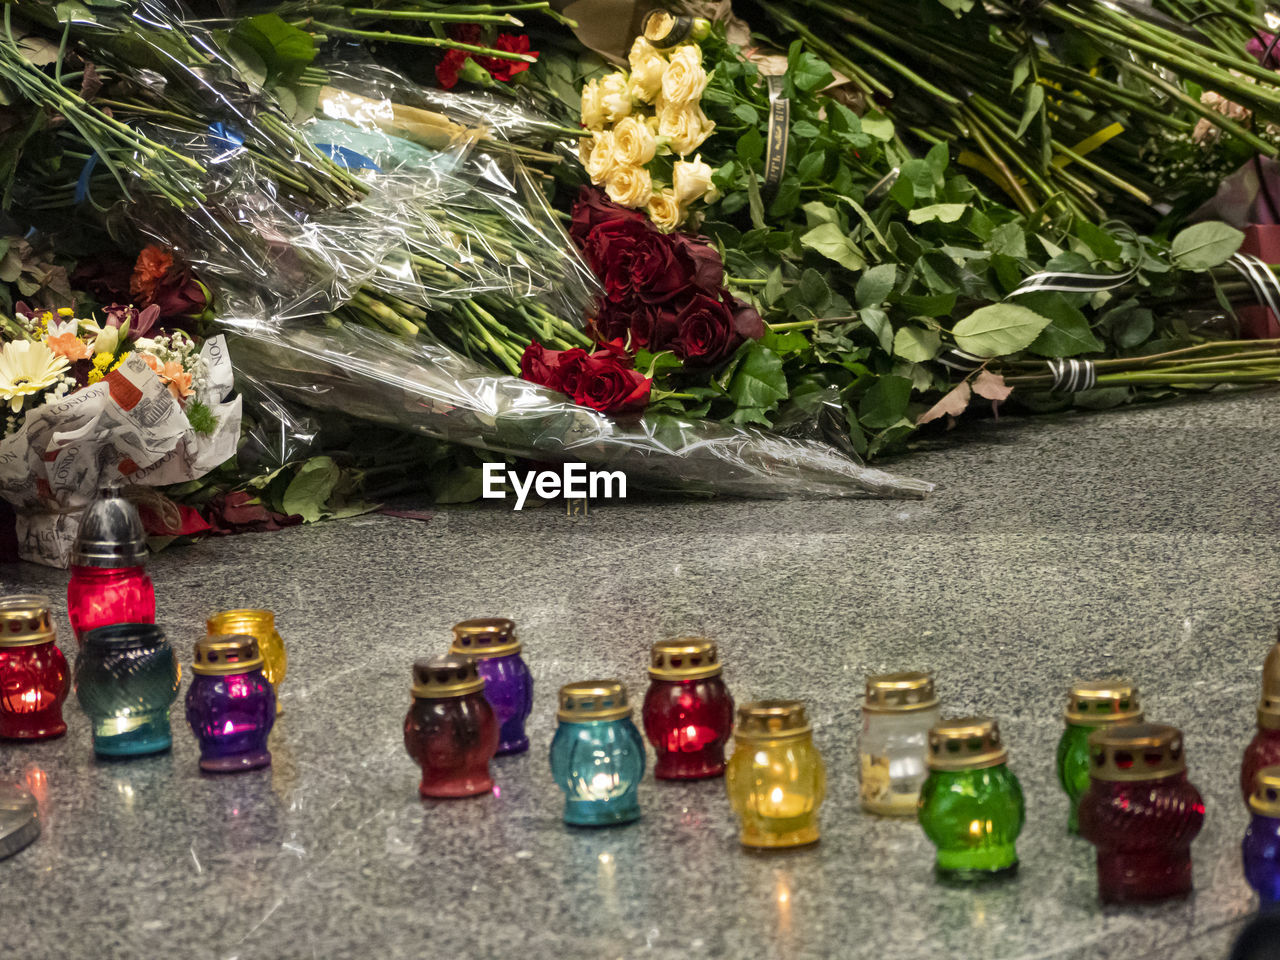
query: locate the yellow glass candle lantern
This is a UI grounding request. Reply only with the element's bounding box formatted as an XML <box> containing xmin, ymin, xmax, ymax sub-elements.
<box><xmin>726</xmin><ymin>700</ymin><xmax>826</xmax><ymax>849</ymax></box>
<box><xmin>206</xmin><ymin>610</ymin><xmax>287</xmax><ymax>715</ymax></box>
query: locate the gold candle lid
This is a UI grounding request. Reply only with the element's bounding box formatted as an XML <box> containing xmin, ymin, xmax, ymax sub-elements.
<box><xmin>1064</xmin><ymin>680</ymin><xmax>1143</xmax><ymax>725</ymax></box>
<box><xmin>412</xmin><ymin>656</ymin><xmax>485</xmax><ymax>698</ymax></box>
<box><xmin>207</xmin><ymin>608</ymin><xmax>276</xmax><ymax>636</ymax></box>
<box><xmin>927</xmin><ymin>717</ymin><xmax>1008</xmax><ymax>771</ymax></box>
<box><xmin>1087</xmin><ymin>723</ymin><xmax>1185</xmax><ymax>782</ymax></box>
<box><xmin>0</xmin><ymin>595</ymin><xmax>55</xmax><ymax>648</ymax></box>
<box><xmin>649</xmin><ymin>638</ymin><xmax>722</xmax><ymax>680</ymax></box>
<box><xmin>1249</xmin><ymin>765</ymin><xmax>1280</xmax><ymax>817</ymax></box>
<box><xmin>1261</xmin><ymin>677</ymin><xmax>1280</xmax><ymax>731</ymax></box>
<box><xmin>864</xmin><ymin>672</ymin><xmax>937</xmax><ymax>713</ymax></box>
<box><xmin>557</xmin><ymin>680</ymin><xmax>631</xmax><ymax>721</ymax></box>
<box><xmin>192</xmin><ymin>634</ymin><xmax>264</xmax><ymax>675</ymax></box>
<box><xmin>450</xmin><ymin>618</ymin><xmax>520</xmax><ymax>658</ymax></box>
<box><xmin>734</xmin><ymin>700</ymin><xmax>812</xmax><ymax>741</ymax></box>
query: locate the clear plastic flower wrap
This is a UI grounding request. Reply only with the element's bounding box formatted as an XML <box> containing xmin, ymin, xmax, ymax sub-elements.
<box><xmin>224</xmin><ymin>319</ymin><xmax>933</xmax><ymax>500</ymax></box>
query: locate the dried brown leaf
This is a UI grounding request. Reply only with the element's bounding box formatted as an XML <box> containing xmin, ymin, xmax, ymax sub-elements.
<box><xmin>916</xmin><ymin>380</ymin><xmax>971</xmax><ymax>426</ymax></box>
<box><xmin>972</xmin><ymin>370</ymin><xmax>1013</xmax><ymax>402</ymax></box>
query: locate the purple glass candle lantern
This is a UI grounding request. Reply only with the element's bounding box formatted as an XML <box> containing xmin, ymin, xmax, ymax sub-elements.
<box><xmin>450</xmin><ymin>618</ymin><xmax>532</xmax><ymax>756</ymax></box>
<box><xmin>185</xmin><ymin>634</ymin><xmax>275</xmax><ymax>773</ymax></box>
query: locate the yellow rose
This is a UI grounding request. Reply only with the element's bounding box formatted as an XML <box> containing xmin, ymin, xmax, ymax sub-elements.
<box><xmin>599</xmin><ymin>71</ymin><xmax>633</xmax><ymax>123</ymax></box>
<box><xmin>657</xmin><ymin>100</ymin><xmax>715</xmax><ymax>156</ymax></box>
<box><xmin>580</xmin><ymin>78</ymin><xmax>607</xmax><ymax>130</ymax></box>
<box><xmin>661</xmin><ymin>44</ymin><xmax>708</xmax><ymax>105</ymax></box>
<box><xmin>673</xmin><ymin>155</ymin><xmax>717</xmax><ymax>204</ymax></box>
<box><xmin>612</xmin><ymin>115</ymin><xmax>656</xmax><ymax>167</ymax></box>
<box><xmin>628</xmin><ymin>37</ymin><xmax>666</xmax><ymax>104</ymax></box>
<box><xmin>646</xmin><ymin>189</ymin><xmax>683</xmax><ymax>232</ymax></box>
<box><xmin>583</xmin><ymin>131</ymin><xmax>619</xmax><ymax>185</ymax></box>
<box><xmin>605</xmin><ymin>164</ymin><xmax>653</xmax><ymax>208</ymax></box>
<box><xmin>644</xmin><ymin>11</ymin><xmax>676</xmax><ymax>43</ymax></box>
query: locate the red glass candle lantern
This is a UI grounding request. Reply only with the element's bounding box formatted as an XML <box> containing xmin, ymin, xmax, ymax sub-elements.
<box><xmin>404</xmin><ymin>656</ymin><xmax>499</xmax><ymax>799</ymax></box>
<box><xmin>1242</xmin><ymin>638</ymin><xmax>1280</xmax><ymax>806</ymax></box>
<box><xmin>642</xmin><ymin>638</ymin><xmax>734</xmax><ymax>780</ymax></box>
<box><xmin>1078</xmin><ymin>723</ymin><xmax>1205</xmax><ymax>904</ymax></box>
<box><xmin>66</xmin><ymin>485</ymin><xmax>154</xmax><ymax>647</ymax></box>
<box><xmin>0</xmin><ymin>595</ymin><xmax>69</xmax><ymax>740</ymax></box>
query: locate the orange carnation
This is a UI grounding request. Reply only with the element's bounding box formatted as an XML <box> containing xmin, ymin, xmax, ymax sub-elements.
<box><xmin>45</xmin><ymin>332</ymin><xmax>91</xmax><ymax>362</ymax></box>
<box><xmin>130</xmin><ymin>245</ymin><xmax>175</xmax><ymax>302</ymax></box>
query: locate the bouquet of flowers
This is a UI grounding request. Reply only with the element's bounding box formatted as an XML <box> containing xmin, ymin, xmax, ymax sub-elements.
<box><xmin>0</xmin><ymin>245</ymin><xmax>238</xmax><ymax>566</ymax></box>
<box><xmin>521</xmin><ymin>12</ymin><xmax>1280</xmax><ymax>460</ymax></box>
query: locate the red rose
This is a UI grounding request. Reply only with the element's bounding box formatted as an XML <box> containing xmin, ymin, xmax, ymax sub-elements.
<box><xmin>571</xmin><ymin>352</ymin><xmax>651</xmax><ymax>414</ymax></box>
<box><xmin>519</xmin><ymin>340</ymin><xmax>650</xmax><ymax>415</ymax></box>
<box><xmin>519</xmin><ymin>342</ymin><xmax>589</xmax><ymax>393</ymax></box>
<box><xmin>435</xmin><ymin>48</ymin><xmax>470</xmax><ymax>90</ymax></box>
<box><xmin>631</xmin><ymin>301</ymin><xmax>681</xmax><ymax>350</ymax></box>
<box><xmin>482</xmin><ymin>34</ymin><xmax>537</xmax><ymax>82</ymax></box>
<box><xmin>148</xmin><ymin>273</ymin><xmax>209</xmax><ymax>321</ymax></box>
<box><xmin>672</xmin><ymin>293</ymin><xmax>744</xmax><ymax>366</ymax></box>
<box><xmin>569</xmin><ymin>187</ymin><xmax>645</xmax><ymax>246</ymax></box>
<box><xmin>671</xmin><ymin>233</ymin><xmax>725</xmax><ymax>293</ymax></box>
<box><xmin>592</xmin><ymin>297</ymin><xmax>636</xmax><ymax>344</ymax></box>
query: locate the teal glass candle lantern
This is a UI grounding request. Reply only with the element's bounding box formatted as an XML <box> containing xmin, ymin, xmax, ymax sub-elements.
<box><xmin>1057</xmin><ymin>680</ymin><xmax>1143</xmax><ymax>833</ymax></box>
<box><xmin>74</xmin><ymin>623</ymin><xmax>180</xmax><ymax>757</ymax></box>
<box><xmin>549</xmin><ymin>680</ymin><xmax>645</xmax><ymax>827</ymax></box>
<box><xmin>918</xmin><ymin>717</ymin><xmax>1025</xmax><ymax>883</ymax></box>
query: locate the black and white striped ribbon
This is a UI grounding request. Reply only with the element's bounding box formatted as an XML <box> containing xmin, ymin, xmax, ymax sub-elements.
<box><xmin>1048</xmin><ymin>358</ymin><xmax>1097</xmax><ymax>393</ymax></box>
<box><xmin>1230</xmin><ymin>252</ymin><xmax>1280</xmax><ymax>321</ymax></box>
<box><xmin>937</xmin><ymin>348</ymin><xmax>986</xmax><ymax>372</ymax></box>
<box><xmin>1008</xmin><ymin>264</ymin><xmax>1138</xmax><ymax>297</ymax></box>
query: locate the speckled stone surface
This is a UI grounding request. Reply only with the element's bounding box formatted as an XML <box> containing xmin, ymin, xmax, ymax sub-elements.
<box><xmin>3</xmin><ymin>391</ymin><xmax>1279</xmax><ymax>960</ymax></box>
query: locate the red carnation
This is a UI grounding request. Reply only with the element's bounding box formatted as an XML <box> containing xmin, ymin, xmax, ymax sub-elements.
<box><xmin>482</xmin><ymin>34</ymin><xmax>538</xmax><ymax>82</ymax></box>
<box><xmin>435</xmin><ymin>48</ymin><xmax>470</xmax><ymax>90</ymax></box>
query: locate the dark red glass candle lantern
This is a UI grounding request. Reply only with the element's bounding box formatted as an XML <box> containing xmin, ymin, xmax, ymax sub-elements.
<box><xmin>0</xmin><ymin>595</ymin><xmax>69</xmax><ymax>740</ymax></box>
<box><xmin>642</xmin><ymin>638</ymin><xmax>734</xmax><ymax>780</ymax></box>
<box><xmin>404</xmin><ymin>656</ymin><xmax>499</xmax><ymax>799</ymax></box>
<box><xmin>1079</xmin><ymin>723</ymin><xmax>1205</xmax><ymax>905</ymax></box>
<box><xmin>66</xmin><ymin>485</ymin><xmax>154</xmax><ymax>647</ymax></box>
<box><xmin>1242</xmin><ymin>639</ymin><xmax>1280</xmax><ymax>806</ymax></box>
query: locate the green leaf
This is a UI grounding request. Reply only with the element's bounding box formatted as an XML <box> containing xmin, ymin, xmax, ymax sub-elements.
<box><xmin>938</xmin><ymin>0</ymin><xmax>976</xmax><ymax>12</ymax></box>
<box><xmin>796</xmin><ymin>150</ymin><xmax>826</xmax><ymax>183</ymax></box>
<box><xmin>281</xmin><ymin>456</ymin><xmax>341</xmax><ymax>523</ymax></box>
<box><xmin>951</xmin><ymin>303</ymin><xmax>1052</xmax><ymax>357</ymax></box>
<box><xmin>1015</xmin><ymin>84</ymin><xmax>1045</xmax><ymax>139</ymax></box>
<box><xmin>860</xmin><ymin>306</ymin><xmax>894</xmax><ymax>354</ymax></box>
<box><xmin>894</xmin><ymin>325</ymin><xmax>941</xmax><ymax>362</ymax></box>
<box><xmin>760</xmin><ymin>329</ymin><xmax>810</xmax><ymax>356</ymax></box>
<box><xmin>763</xmin><ymin>265</ymin><xmax>785</xmax><ymax>305</ymax></box>
<box><xmin>858</xmin><ymin>375</ymin><xmax>913</xmax><ymax>428</ymax></box>
<box><xmin>787</xmin><ymin>41</ymin><xmax>834</xmax><ymax>92</ymax></box>
<box><xmin>860</xmin><ymin>111</ymin><xmax>894</xmax><ymax>141</ymax></box>
<box><xmin>726</xmin><ymin>343</ymin><xmax>788</xmax><ymax>408</ymax></box>
<box><xmin>801</xmin><ymin>200</ymin><xmax>839</xmax><ymax>229</ymax></box>
<box><xmin>908</xmin><ymin>203</ymin><xmax>967</xmax><ymax>225</ymax></box>
<box><xmin>989</xmin><ymin>222</ymin><xmax>1027</xmax><ymax>258</ymax></box>
<box><xmin>434</xmin><ymin>466</ymin><xmax>487</xmax><ymax>504</ymax></box>
<box><xmin>234</xmin><ymin>14</ymin><xmax>317</xmax><ymax>81</ymax></box>
<box><xmin>732</xmin><ymin>103</ymin><xmax>758</xmax><ymax>124</ymax></box>
<box><xmin>800</xmin><ymin>222</ymin><xmax>866</xmax><ymax>271</ymax></box>
<box><xmin>856</xmin><ymin>263</ymin><xmax>897</xmax><ymax>308</ymax></box>
<box><xmin>1170</xmin><ymin>221</ymin><xmax>1244</xmax><ymax>270</ymax></box>
<box><xmin>1018</xmin><ymin>291</ymin><xmax>1105</xmax><ymax>357</ymax></box>
<box><xmin>736</xmin><ymin>127</ymin><xmax>764</xmax><ymax>165</ymax></box>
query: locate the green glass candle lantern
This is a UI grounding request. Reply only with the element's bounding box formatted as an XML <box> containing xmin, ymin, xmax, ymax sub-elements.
<box><xmin>74</xmin><ymin>623</ymin><xmax>180</xmax><ymax>757</ymax></box>
<box><xmin>918</xmin><ymin>717</ymin><xmax>1025</xmax><ymax>883</ymax></box>
<box><xmin>1057</xmin><ymin>680</ymin><xmax>1143</xmax><ymax>834</ymax></box>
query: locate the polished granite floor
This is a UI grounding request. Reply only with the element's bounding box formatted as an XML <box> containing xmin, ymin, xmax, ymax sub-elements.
<box><xmin>3</xmin><ymin>391</ymin><xmax>1279</xmax><ymax>960</ymax></box>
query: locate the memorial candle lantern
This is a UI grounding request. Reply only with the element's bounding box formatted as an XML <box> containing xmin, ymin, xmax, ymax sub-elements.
<box><xmin>1078</xmin><ymin>723</ymin><xmax>1205</xmax><ymax>904</ymax></box>
<box><xmin>918</xmin><ymin>717</ymin><xmax>1024</xmax><ymax>882</ymax></box>
<box><xmin>185</xmin><ymin>635</ymin><xmax>275</xmax><ymax>773</ymax></box>
<box><xmin>1056</xmin><ymin>680</ymin><xmax>1143</xmax><ymax>833</ymax></box>
<box><xmin>75</xmin><ymin>623</ymin><xmax>179</xmax><ymax>757</ymax></box>
<box><xmin>0</xmin><ymin>595</ymin><xmax>69</xmax><ymax>740</ymax></box>
<box><xmin>206</xmin><ymin>610</ymin><xmax>288</xmax><ymax>716</ymax></box>
<box><xmin>859</xmin><ymin>671</ymin><xmax>940</xmax><ymax>816</ymax></box>
<box><xmin>404</xmin><ymin>656</ymin><xmax>499</xmax><ymax>798</ymax></box>
<box><xmin>642</xmin><ymin>638</ymin><xmax>734</xmax><ymax>780</ymax></box>
<box><xmin>1243</xmin><ymin>765</ymin><xmax>1280</xmax><ymax>907</ymax></box>
<box><xmin>1242</xmin><ymin>636</ymin><xmax>1280</xmax><ymax>806</ymax></box>
<box><xmin>549</xmin><ymin>680</ymin><xmax>645</xmax><ymax>826</ymax></box>
<box><xmin>66</xmin><ymin>485</ymin><xmax>155</xmax><ymax>647</ymax></box>
<box><xmin>725</xmin><ymin>700</ymin><xmax>826</xmax><ymax>848</ymax></box>
<box><xmin>450</xmin><ymin>618</ymin><xmax>532</xmax><ymax>755</ymax></box>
